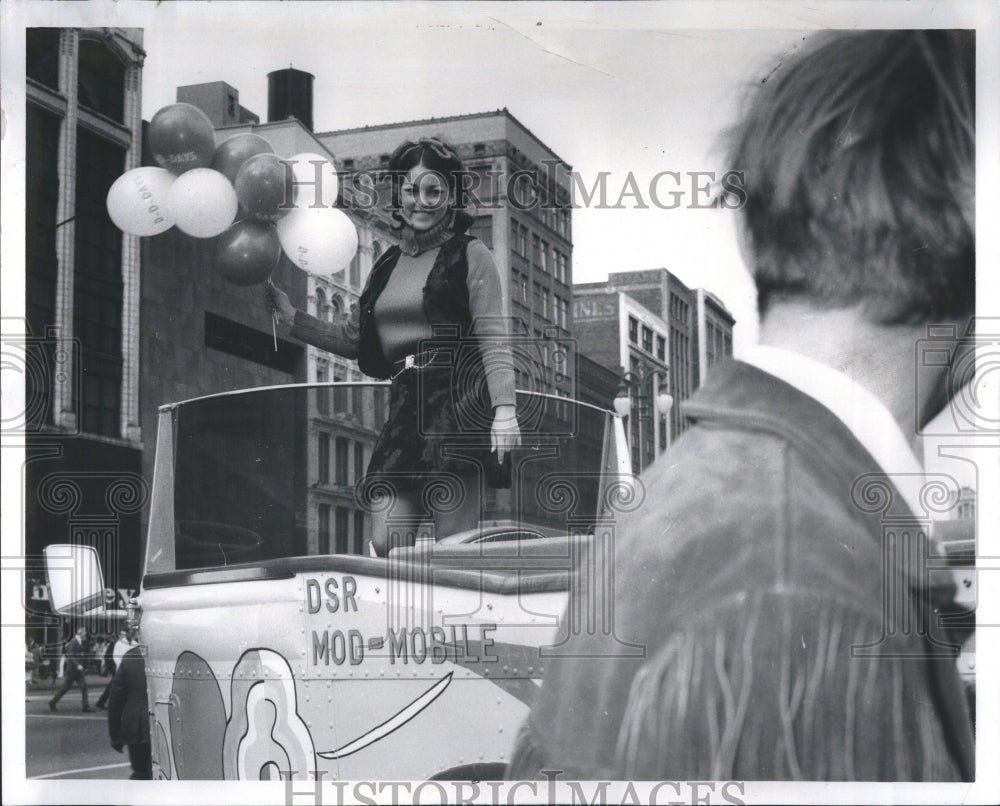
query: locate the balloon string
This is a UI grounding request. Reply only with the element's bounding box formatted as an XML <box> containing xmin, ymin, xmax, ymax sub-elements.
<box><xmin>269</xmin><ymin>274</ymin><xmax>278</xmax><ymax>352</ymax></box>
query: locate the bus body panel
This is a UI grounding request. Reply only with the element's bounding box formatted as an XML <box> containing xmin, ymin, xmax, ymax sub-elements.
<box><xmin>141</xmin><ymin>571</ymin><xmax>566</xmax><ymax>780</ymax></box>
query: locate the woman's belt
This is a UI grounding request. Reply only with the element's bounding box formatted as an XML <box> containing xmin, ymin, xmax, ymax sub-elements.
<box><xmin>389</xmin><ymin>349</ymin><xmax>443</xmax><ymax>379</ymax></box>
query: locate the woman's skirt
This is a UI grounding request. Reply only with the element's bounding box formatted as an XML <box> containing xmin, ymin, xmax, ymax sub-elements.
<box><xmin>362</xmin><ymin>360</ymin><xmax>511</xmax><ymax>497</ymax></box>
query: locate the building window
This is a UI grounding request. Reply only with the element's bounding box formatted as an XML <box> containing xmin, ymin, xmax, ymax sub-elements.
<box><xmin>333</xmin><ymin>370</ymin><xmax>346</xmax><ymax>412</ymax></box>
<box><xmin>26</xmin><ymin>28</ymin><xmax>61</xmax><ymax>90</ymax></box>
<box><xmin>316</xmin><ymin>362</ymin><xmax>329</xmax><ymax>415</ymax></box>
<box><xmin>315</xmin><ymin>288</ymin><xmax>329</xmax><ymax>320</ymax></box>
<box><xmin>656</xmin><ymin>335</ymin><xmax>666</xmax><ymax>361</ymax></box>
<box><xmin>349</xmin><ymin>252</ymin><xmax>361</xmax><ymax>289</ymax></box>
<box><xmin>77</xmin><ymin>39</ymin><xmax>126</xmax><ymax>123</ymax></box>
<box><xmin>511</xmin><ymin>270</ymin><xmax>527</xmax><ymax>303</ymax></box>
<box><xmin>335</xmin><ymin>507</ymin><xmax>350</xmax><ymax>553</ymax></box>
<box><xmin>335</xmin><ymin>437</ymin><xmax>349</xmax><ymax>486</ymax></box>
<box><xmin>540</xmin><ymin>241</ymin><xmax>549</xmax><ymax>273</ymax></box>
<box><xmin>318</xmin><ymin>504</ymin><xmax>332</xmax><ymax>554</ymax></box>
<box><xmin>628</xmin><ymin>316</ymin><xmax>639</xmax><ymax>344</ymax></box>
<box><xmin>553</xmin><ymin>251</ymin><xmax>568</xmax><ymax>284</ymax></box>
<box><xmin>26</xmin><ymin>104</ymin><xmax>61</xmax><ymax>428</ymax></box>
<box><xmin>318</xmin><ymin>433</ymin><xmax>330</xmax><ymax>484</ymax></box>
<box><xmin>671</xmin><ymin>292</ymin><xmax>689</xmax><ymax>326</ymax></box>
<box><xmin>531</xmin><ymin>235</ymin><xmax>541</xmax><ymax>266</ymax></box>
<box><xmin>74</xmin><ymin>127</ymin><xmax>125</xmax><ymax>438</ymax></box>
<box><xmin>354</xmin><ymin>441</ymin><xmax>365</xmax><ymax>484</ymax></box>
<box><xmin>470</xmin><ymin>215</ymin><xmax>493</xmax><ymax>249</ymax></box>
<box><xmin>351</xmin><ymin>384</ymin><xmax>363</xmax><ymax>417</ymax></box>
<box><xmin>553</xmin><ymin>296</ymin><xmax>566</xmax><ymax>328</ymax></box>
<box><xmin>641</xmin><ymin>326</ymin><xmax>653</xmax><ymax>353</ymax></box>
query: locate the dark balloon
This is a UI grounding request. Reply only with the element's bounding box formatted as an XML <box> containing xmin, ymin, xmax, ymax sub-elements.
<box><xmin>211</xmin><ymin>134</ymin><xmax>275</xmax><ymax>185</ymax></box>
<box><xmin>234</xmin><ymin>153</ymin><xmax>292</xmax><ymax>222</ymax></box>
<box><xmin>148</xmin><ymin>103</ymin><xmax>216</xmax><ymax>175</ymax></box>
<box><xmin>214</xmin><ymin>220</ymin><xmax>281</xmax><ymax>286</ymax></box>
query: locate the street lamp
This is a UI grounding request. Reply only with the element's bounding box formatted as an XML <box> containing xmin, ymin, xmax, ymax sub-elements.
<box><xmin>613</xmin><ymin>367</ymin><xmax>674</xmax><ymax>472</ymax></box>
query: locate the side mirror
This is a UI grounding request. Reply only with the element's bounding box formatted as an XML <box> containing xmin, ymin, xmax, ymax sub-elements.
<box><xmin>43</xmin><ymin>544</ymin><xmax>122</xmax><ymax>616</ymax></box>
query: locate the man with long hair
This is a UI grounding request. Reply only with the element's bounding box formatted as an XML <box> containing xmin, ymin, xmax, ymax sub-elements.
<box><xmin>509</xmin><ymin>30</ymin><xmax>975</xmax><ymax>781</ymax></box>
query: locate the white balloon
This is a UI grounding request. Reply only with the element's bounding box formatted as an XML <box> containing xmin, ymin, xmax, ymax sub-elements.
<box><xmin>166</xmin><ymin>168</ymin><xmax>238</xmax><ymax>238</ymax></box>
<box><xmin>277</xmin><ymin>207</ymin><xmax>358</xmax><ymax>275</ymax></box>
<box><xmin>285</xmin><ymin>152</ymin><xmax>339</xmax><ymax>209</ymax></box>
<box><xmin>106</xmin><ymin>167</ymin><xmax>176</xmax><ymax>236</ymax></box>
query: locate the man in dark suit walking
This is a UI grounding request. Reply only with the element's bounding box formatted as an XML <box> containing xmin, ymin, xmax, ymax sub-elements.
<box><xmin>107</xmin><ymin>642</ymin><xmax>152</xmax><ymax>779</ymax></box>
<box><xmin>48</xmin><ymin>626</ymin><xmax>91</xmax><ymax>712</ymax></box>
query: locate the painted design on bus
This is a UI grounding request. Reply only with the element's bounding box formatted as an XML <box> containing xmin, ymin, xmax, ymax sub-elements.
<box><xmin>152</xmin><ymin>626</ymin><xmax>544</xmax><ymax>778</ymax></box>
<box><xmin>222</xmin><ymin>649</ymin><xmax>317</xmax><ymax>780</ymax></box>
<box><xmin>318</xmin><ymin>672</ymin><xmax>453</xmax><ymax>760</ymax></box>
<box><xmin>154</xmin><ymin>648</ymin><xmax>317</xmax><ymax>780</ymax></box>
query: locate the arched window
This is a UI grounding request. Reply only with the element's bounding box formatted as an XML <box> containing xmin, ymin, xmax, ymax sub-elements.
<box><xmin>330</xmin><ymin>294</ymin><xmax>344</xmax><ymax>321</ymax></box>
<box><xmin>77</xmin><ymin>38</ymin><xmax>126</xmax><ymax>123</ymax></box>
<box><xmin>315</xmin><ymin>288</ymin><xmax>329</xmax><ymax>321</ymax></box>
<box><xmin>26</xmin><ymin>28</ymin><xmax>60</xmax><ymax>90</ymax></box>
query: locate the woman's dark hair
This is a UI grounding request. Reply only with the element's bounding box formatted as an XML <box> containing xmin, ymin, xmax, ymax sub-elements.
<box><xmin>728</xmin><ymin>30</ymin><xmax>974</xmax><ymax>324</ymax></box>
<box><xmin>387</xmin><ymin>137</ymin><xmax>466</xmax><ymax>194</ymax></box>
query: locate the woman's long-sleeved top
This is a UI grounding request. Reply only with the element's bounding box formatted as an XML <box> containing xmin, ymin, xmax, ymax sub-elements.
<box><xmin>289</xmin><ymin>238</ymin><xmax>516</xmax><ymax>409</ymax></box>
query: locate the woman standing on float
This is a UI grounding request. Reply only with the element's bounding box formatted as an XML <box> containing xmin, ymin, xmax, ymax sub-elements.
<box><xmin>267</xmin><ymin>138</ymin><xmax>520</xmax><ymax>555</ymax></box>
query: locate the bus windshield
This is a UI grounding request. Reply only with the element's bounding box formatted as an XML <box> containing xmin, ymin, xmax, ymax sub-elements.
<box><xmin>152</xmin><ymin>384</ymin><xmax>623</xmax><ymax>574</ymax></box>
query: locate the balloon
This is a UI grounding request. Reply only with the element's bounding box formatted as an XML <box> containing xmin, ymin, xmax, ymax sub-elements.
<box><xmin>148</xmin><ymin>103</ymin><xmax>216</xmax><ymax>175</ymax></box>
<box><xmin>214</xmin><ymin>220</ymin><xmax>281</xmax><ymax>286</ymax></box>
<box><xmin>285</xmin><ymin>152</ymin><xmax>339</xmax><ymax>209</ymax></box>
<box><xmin>211</xmin><ymin>134</ymin><xmax>275</xmax><ymax>185</ymax></box>
<box><xmin>235</xmin><ymin>153</ymin><xmax>292</xmax><ymax>222</ymax></box>
<box><xmin>106</xmin><ymin>167</ymin><xmax>176</xmax><ymax>236</ymax></box>
<box><xmin>166</xmin><ymin>168</ymin><xmax>238</xmax><ymax>238</ymax></box>
<box><xmin>277</xmin><ymin>207</ymin><xmax>359</xmax><ymax>275</ymax></box>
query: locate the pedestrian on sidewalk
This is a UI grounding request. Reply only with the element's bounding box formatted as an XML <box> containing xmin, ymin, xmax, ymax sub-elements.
<box><xmin>49</xmin><ymin>626</ymin><xmax>92</xmax><ymax>712</ymax></box>
<box><xmin>108</xmin><ymin>643</ymin><xmax>151</xmax><ymax>779</ymax></box>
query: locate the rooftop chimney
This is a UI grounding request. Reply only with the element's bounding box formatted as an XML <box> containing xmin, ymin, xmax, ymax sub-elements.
<box><xmin>267</xmin><ymin>68</ymin><xmax>314</xmax><ymax>131</ymax></box>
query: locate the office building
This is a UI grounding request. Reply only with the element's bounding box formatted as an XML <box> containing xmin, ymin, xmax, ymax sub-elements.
<box><xmin>572</xmin><ymin>288</ymin><xmax>671</xmax><ymax>473</ymax></box>
<box><xmin>573</xmin><ymin>269</ymin><xmax>735</xmax><ymax>470</ymax></box>
<box><xmin>24</xmin><ymin>27</ymin><xmax>148</xmax><ymax>596</ymax></box>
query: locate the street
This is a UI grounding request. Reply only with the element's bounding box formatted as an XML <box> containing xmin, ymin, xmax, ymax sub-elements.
<box><xmin>25</xmin><ymin>675</ymin><xmax>132</xmax><ymax>780</ymax></box>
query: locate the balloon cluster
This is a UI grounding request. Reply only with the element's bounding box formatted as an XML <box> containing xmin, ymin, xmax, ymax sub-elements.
<box><xmin>106</xmin><ymin>103</ymin><xmax>359</xmax><ymax>286</ymax></box>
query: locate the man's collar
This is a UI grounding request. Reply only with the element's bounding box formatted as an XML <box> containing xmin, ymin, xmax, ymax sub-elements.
<box><xmin>740</xmin><ymin>345</ymin><xmax>925</xmax><ymax>517</ymax></box>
